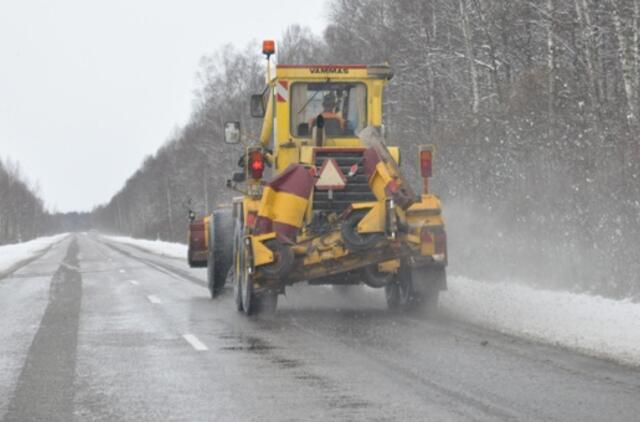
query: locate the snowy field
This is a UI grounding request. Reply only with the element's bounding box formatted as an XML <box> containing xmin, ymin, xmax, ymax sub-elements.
<box><xmin>103</xmin><ymin>235</ymin><xmax>187</xmax><ymax>259</ymax></box>
<box><xmin>0</xmin><ymin>234</ymin><xmax>69</xmax><ymax>276</ymax></box>
<box><xmin>104</xmin><ymin>234</ymin><xmax>640</xmax><ymax>367</ymax></box>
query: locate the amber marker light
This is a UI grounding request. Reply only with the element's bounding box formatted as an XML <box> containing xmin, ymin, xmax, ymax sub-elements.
<box><xmin>262</xmin><ymin>40</ymin><xmax>276</xmax><ymax>57</ymax></box>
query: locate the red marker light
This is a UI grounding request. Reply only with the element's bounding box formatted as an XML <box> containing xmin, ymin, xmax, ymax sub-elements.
<box><xmin>246</xmin><ymin>211</ymin><xmax>257</xmax><ymax>228</ymax></box>
<box><xmin>420</xmin><ymin>228</ymin><xmax>433</xmax><ymax>244</ymax></box>
<box><xmin>248</xmin><ymin>150</ymin><xmax>265</xmax><ymax>179</ymax></box>
<box><xmin>420</xmin><ymin>149</ymin><xmax>433</xmax><ymax>178</ymax></box>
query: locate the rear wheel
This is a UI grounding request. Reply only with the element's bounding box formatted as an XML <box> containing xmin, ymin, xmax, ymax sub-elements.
<box><xmin>207</xmin><ymin>209</ymin><xmax>233</xmax><ymax>298</ymax></box>
<box><xmin>386</xmin><ymin>262</ymin><xmax>444</xmax><ymax>314</ymax></box>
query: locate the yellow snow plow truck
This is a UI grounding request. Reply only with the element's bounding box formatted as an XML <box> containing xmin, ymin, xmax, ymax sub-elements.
<box><xmin>188</xmin><ymin>41</ymin><xmax>447</xmax><ymax>315</ymax></box>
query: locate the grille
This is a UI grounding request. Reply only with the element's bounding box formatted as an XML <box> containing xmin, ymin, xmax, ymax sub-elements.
<box><xmin>313</xmin><ymin>149</ymin><xmax>376</xmax><ymax>212</ymax></box>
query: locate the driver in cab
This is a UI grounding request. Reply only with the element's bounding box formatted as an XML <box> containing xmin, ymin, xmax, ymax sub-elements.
<box><xmin>309</xmin><ymin>94</ymin><xmax>346</xmax><ymax>136</ymax></box>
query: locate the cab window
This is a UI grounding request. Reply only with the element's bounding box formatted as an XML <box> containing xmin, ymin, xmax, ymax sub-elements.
<box><xmin>290</xmin><ymin>83</ymin><xmax>367</xmax><ymax>138</ymax></box>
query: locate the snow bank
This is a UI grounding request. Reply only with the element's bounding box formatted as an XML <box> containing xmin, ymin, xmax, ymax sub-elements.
<box><xmin>103</xmin><ymin>235</ymin><xmax>187</xmax><ymax>259</ymax></box>
<box><xmin>441</xmin><ymin>276</ymin><xmax>640</xmax><ymax>367</ymax></box>
<box><xmin>0</xmin><ymin>234</ymin><xmax>69</xmax><ymax>276</ymax></box>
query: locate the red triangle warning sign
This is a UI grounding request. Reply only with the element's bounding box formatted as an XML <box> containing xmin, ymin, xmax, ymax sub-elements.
<box><xmin>315</xmin><ymin>158</ymin><xmax>347</xmax><ymax>190</ymax></box>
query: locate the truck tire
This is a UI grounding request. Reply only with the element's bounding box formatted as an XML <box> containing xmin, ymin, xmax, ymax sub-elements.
<box><xmin>232</xmin><ymin>212</ymin><xmax>244</xmax><ymax>311</ymax></box>
<box><xmin>240</xmin><ymin>264</ymin><xmax>254</xmax><ymax>315</ymax></box>
<box><xmin>385</xmin><ymin>275</ymin><xmax>411</xmax><ymax>311</ymax></box>
<box><xmin>363</xmin><ymin>264</ymin><xmax>394</xmax><ymax>288</ymax></box>
<box><xmin>240</xmin><ymin>270</ymin><xmax>278</xmax><ymax>315</ymax></box>
<box><xmin>207</xmin><ymin>209</ymin><xmax>234</xmax><ymax>299</ymax></box>
<box><xmin>385</xmin><ymin>262</ymin><xmax>443</xmax><ymax>314</ymax></box>
<box><xmin>341</xmin><ymin>210</ymin><xmax>384</xmax><ymax>252</ymax></box>
<box><xmin>240</xmin><ymin>266</ymin><xmax>279</xmax><ymax>316</ymax></box>
<box><xmin>254</xmin><ymin>290</ymin><xmax>278</xmax><ymax>315</ymax></box>
<box><xmin>260</xmin><ymin>239</ymin><xmax>294</xmax><ymax>279</ymax></box>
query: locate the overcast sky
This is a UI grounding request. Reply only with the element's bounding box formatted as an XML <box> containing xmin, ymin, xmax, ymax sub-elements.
<box><xmin>0</xmin><ymin>0</ymin><xmax>327</xmax><ymax>212</ymax></box>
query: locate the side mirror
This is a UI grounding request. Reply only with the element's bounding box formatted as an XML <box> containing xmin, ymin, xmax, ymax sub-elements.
<box><xmin>250</xmin><ymin>94</ymin><xmax>266</xmax><ymax>118</ymax></box>
<box><xmin>224</xmin><ymin>121</ymin><xmax>241</xmax><ymax>144</ymax></box>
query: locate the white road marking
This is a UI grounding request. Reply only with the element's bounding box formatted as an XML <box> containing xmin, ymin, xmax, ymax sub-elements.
<box><xmin>119</xmin><ymin>269</ymin><xmax>126</xmax><ymax>273</ymax></box>
<box><xmin>183</xmin><ymin>334</ymin><xmax>208</xmax><ymax>351</ymax></box>
<box><xmin>129</xmin><ymin>280</ymin><xmax>139</xmax><ymax>286</ymax></box>
<box><xmin>147</xmin><ymin>295</ymin><xmax>162</xmax><ymax>304</ymax></box>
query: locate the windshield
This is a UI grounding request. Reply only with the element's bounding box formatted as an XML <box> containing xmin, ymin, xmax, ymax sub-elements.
<box><xmin>290</xmin><ymin>82</ymin><xmax>367</xmax><ymax>138</ymax></box>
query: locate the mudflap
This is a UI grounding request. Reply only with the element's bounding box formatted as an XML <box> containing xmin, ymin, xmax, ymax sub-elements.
<box><xmin>411</xmin><ymin>264</ymin><xmax>447</xmax><ymax>293</ymax></box>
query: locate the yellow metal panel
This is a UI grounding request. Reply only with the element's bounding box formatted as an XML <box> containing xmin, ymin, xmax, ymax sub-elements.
<box><xmin>257</xmin><ymin>187</ymin><xmax>309</xmax><ymax>229</ymax></box>
<box><xmin>351</xmin><ymin>202</ymin><xmax>378</xmax><ymax>210</ymax></box>
<box><xmin>203</xmin><ymin>216</ymin><xmax>211</xmax><ymax>248</ymax></box>
<box><xmin>273</xmin><ymin>192</ymin><xmax>308</xmax><ymax>228</ymax></box>
<box><xmin>299</xmin><ymin>146</ymin><xmax>314</xmax><ymax>165</ymax></box>
<box><xmin>368</xmin><ymin>161</ymin><xmax>394</xmax><ymax>200</ymax></box>
<box><xmin>276</xmin><ymin>67</ymin><xmax>370</xmax><ymax>80</ymax></box>
<box><xmin>370</xmin><ymin>80</ymin><xmax>384</xmax><ymax>126</ymax></box>
<box><xmin>260</xmin><ymin>88</ymin><xmax>274</xmax><ymax>147</ymax></box>
<box><xmin>257</xmin><ymin>187</ymin><xmax>276</xmax><ymax>214</ymax></box>
<box><xmin>388</xmin><ymin>147</ymin><xmax>400</xmax><ymax>165</ymax></box>
<box><xmin>275</xmin><ymin>147</ymin><xmax>299</xmax><ymax>172</ymax></box>
<box><xmin>421</xmin><ymin>241</ymin><xmax>436</xmax><ymax>256</ymax></box>
<box><xmin>378</xmin><ymin>259</ymin><xmax>400</xmax><ymax>273</ymax></box>
<box><xmin>251</xmin><ymin>233</ymin><xmax>276</xmax><ymax>267</ymax></box>
<box><xmin>406</xmin><ymin>233</ymin><xmax>420</xmax><ymax>244</ymax></box>
<box><xmin>407</xmin><ymin>194</ymin><xmax>442</xmax><ymax>211</ymax></box>
<box><xmin>321</xmin><ymin>138</ymin><xmax>365</xmax><ymax>147</ymax></box>
<box><xmin>357</xmin><ymin>201</ymin><xmax>386</xmax><ymax>234</ymax></box>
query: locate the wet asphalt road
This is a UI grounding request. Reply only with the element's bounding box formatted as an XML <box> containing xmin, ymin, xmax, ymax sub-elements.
<box><xmin>1</xmin><ymin>234</ymin><xmax>639</xmax><ymax>421</ymax></box>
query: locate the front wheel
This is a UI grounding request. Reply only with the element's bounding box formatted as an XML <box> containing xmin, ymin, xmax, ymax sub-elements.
<box><xmin>240</xmin><ymin>268</ymin><xmax>255</xmax><ymax>315</ymax></box>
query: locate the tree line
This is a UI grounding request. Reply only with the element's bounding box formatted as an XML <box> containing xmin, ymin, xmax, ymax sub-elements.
<box><xmin>0</xmin><ymin>159</ymin><xmax>49</xmax><ymax>245</ymax></box>
<box><xmin>91</xmin><ymin>0</ymin><xmax>640</xmax><ymax>299</ymax></box>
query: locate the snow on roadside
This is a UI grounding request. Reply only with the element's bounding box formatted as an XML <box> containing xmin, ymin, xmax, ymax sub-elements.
<box><xmin>0</xmin><ymin>234</ymin><xmax>69</xmax><ymax>276</ymax></box>
<box><xmin>103</xmin><ymin>235</ymin><xmax>187</xmax><ymax>260</ymax></box>
<box><xmin>97</xmin><ymin>234</ymin><xmax>640</xmax><ymax>367</ymax></box>
<box><xmin>441</xmin><ymin>276</ymin><xmax>640</xmax><ymax>367</ymax></box>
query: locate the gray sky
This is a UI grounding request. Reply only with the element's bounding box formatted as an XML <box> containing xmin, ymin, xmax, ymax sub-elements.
<box><xmin>0</xmin><ymin>0</ymin><xmax>327</xmax><ymax>212</ymax></box>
